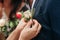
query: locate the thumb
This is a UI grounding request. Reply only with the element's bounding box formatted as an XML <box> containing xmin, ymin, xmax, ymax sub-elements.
<box><xmin>20</xmin><ymin>18</ymin><xmax>26</xmax><ymax>23</ymax></box>
<box><xmin>25</xmin><ymin>19</ymin><xmax>33</xmax><ymax>28</ymax></box>
<box><xmin>32</xmin><ymin>19</ymin><xmax>39</xmax><ymax>29</ymax></box>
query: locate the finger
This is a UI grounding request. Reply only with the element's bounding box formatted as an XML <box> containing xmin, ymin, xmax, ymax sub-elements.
<box><xmin>32</xmin><ymin>19</ymin><xmax>39</xmax><ymax>29</ymax></box>
<box><xmin>19</xmin><ymin>18</ymin><xmax>27</xmax><ymax>25</ymax></box>
<box><xmin>19</xmin><ymin>19</ymin><xmax>27</xmax><ymax>26</ymax></box>
<box><xmin>35</xmin><ymin>24</ymin><xmax>42</xmax><ymax>36</ymax></box>
<box><xmin>16</xmin><ymin>18</ymin><xmax>27</xmax><ymax>30</ymax></box>
<box><xmin>17</xmin><ymin>22</ymin><xmax>26</xmax><ymax>27</ymax></box>
<box><xmin>20</xmin><ymin>18</ymin><xmax>26</xmax><ymax>23</ymax></box>
<box><xmin>25</xmin><ymin>19</ymin><xmax>33</xmax><ymax>28</ymax></box>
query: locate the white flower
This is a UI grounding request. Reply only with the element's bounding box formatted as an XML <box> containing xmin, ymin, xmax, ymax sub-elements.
<box><xmin>0</xmin><ymin>19</ymin><xmax>6</xmax><ymax>27</ymax></box>
<box><xmin>23</xmin><ymin>10</ymin><xmax>32</xmax><ymax>19</ymax></box>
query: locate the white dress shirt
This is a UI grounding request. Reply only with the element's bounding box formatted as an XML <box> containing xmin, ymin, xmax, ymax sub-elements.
<box><xmin>25</xmin><ymin>0</ymin><xmax>36</xmax><ymax>10</ymax></box>
<box><xmin>31</xmin><ymin>0</ymin><xmax>36</xmax><ymax>9</ymax></box>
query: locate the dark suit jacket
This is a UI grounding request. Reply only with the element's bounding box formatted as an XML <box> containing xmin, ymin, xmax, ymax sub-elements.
<box><xmin>32</xmin><ymin>0</ymin><xmax>60</xmax><ymax>40</ymax></box>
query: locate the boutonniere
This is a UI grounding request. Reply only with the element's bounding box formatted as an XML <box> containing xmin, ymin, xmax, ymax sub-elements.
<box><xmin>16</xmin><ymin>9</ymin><xmax>35</xmax><ymax>22</ymax></box>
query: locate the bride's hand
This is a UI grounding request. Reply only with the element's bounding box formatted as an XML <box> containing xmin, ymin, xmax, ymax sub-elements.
<box><xmin>19</xmin><ymin>19</ymin><xmax>41</xmax><ymax>40</ymax></box>
<box><xmin>16</xmin><ymin>18</ymin><xmax>27</xmax><ymax>31</ymax></box>
<box><xmin>7</xmin><ymin>18</ymin><xmax>27</xmax><ymax>40</ymax></box>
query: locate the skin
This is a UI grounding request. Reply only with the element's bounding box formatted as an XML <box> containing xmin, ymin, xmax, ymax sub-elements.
<box><xmin>4</xmin><ymin>0</ymin><xmax>13</xmax><ymax>18</ymax></box>
<box><xmin>0</xmin><ymin>3</ymin><xmax>3</xmax><ymax>18</ymax></box>
<box><xmin>28</xmin><ymin>0</ymin><xmax>33</xmax><ymax>7</ymax></box>
<box><xmin>0</xmin><ymin>0</ymin><xmax>13</xmax><ymax>18</ymax></box>
<box><xmin>19</xmin><ymin>19</ymin><xmax>41</xmax><ymax>40</ymax></box>
<box><xmin>7</xmin><ymin>18</ymin><xmax>27</xmax><ymax>40</ymax></box>
<box><xmin>7</xmin><ymin>18</ymin><xmax>41</xmax><ymax>40</ymax></box>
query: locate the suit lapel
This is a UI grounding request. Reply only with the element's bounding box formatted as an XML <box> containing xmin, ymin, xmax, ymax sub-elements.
<box><xmin>33</xmin><ymin>0</ymin><xmax>44</xmax><ymax>16</ymax></box>
<box><xmin>33</xmin><ymin>0</ymin><xmax>39</xmax><ymax>8</ymax></box>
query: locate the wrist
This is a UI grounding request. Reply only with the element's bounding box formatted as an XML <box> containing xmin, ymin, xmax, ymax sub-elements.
<box><xmin>20</xmin><ymin>38</ymin><xmax>30</xmax><ymax>40</ymax></box>
<box><xmin>19</xmin><ymin>37</ymin><xmax>31</xmax><ymax>40</ymax></box>
<box><xmin>14</xmin><ymin>28</ymin><xmax>21</xmax><ymax>34</ymax></box>
<box><xmin>15</xmin><ymin>27</ymin><xmax>22</xmax><ymax>32</ymax></box>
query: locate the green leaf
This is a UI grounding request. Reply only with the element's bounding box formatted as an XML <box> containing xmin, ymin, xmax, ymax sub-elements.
<box><xmin>9</xmin><ymin>21</ymin><xmax>14</xmax><ymax>28</ymax></box>
<box><xmin>31</xmin><ymin>8</ymin><xmax>35</xmax><ymax>19</ymax></box>
<box><xmin>2</xmin><ymin>27</ymin><xmax>5</xmax><ymax>32</ymax></box>
<box><xmin>14</xmin><ymin>19</ymin><xmax>19</xmax><ymax>26</ymax></box>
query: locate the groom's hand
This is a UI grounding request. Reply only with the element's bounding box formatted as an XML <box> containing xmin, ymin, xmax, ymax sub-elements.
<box><xmin>19</xmin><ymin>19</ymin><xmax>41</xmax><ymax>40</ymax></box>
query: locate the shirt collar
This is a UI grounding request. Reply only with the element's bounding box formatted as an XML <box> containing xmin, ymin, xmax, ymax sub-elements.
<box><xmin>31</xmin><ymin>0</ymin><xmax>36</xmax><ymax>9</ymax></box>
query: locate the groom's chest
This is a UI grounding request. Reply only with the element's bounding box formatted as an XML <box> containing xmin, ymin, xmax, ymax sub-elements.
<box><xmin>34</xmin><ymin>0</ymin><xmax>47</xmax><ymax>16</ymax></box>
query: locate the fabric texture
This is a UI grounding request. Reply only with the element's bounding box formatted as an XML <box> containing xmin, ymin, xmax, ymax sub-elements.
<box><xmin>32</xmin><ymin>0</ymin><xmax>60</xmax><ymax>40</ymax></box>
